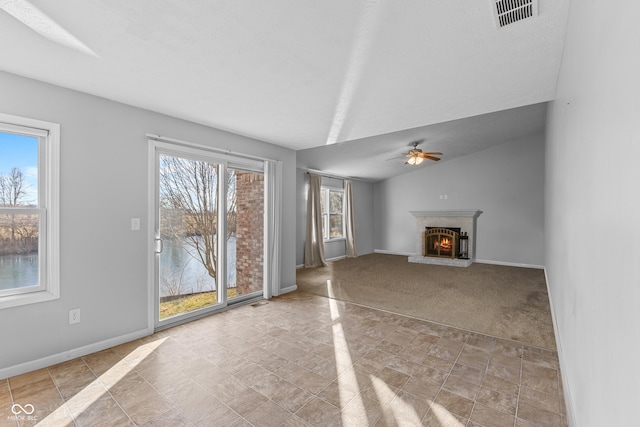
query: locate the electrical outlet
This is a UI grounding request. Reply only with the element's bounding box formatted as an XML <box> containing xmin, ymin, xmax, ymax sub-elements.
<box><xmin>69</xmin><ymin>309</ymin><xmax>81</xmax><ymax>324</ymax></box>
<box><xmin>131</xmin><ymin>217</ymin><xmax>140</xmax><ymax>231</ymax></box>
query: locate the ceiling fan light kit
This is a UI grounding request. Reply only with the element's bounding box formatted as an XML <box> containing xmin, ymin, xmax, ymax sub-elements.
<box><xmin>404</xmin><ymin>141</ymin><xmax>441</xmax><ymax>166</ymax></box>
<box><xmin>406</xmin><ymin>155</ymin><xmax>424</xmax><ymax>165</ymax></box>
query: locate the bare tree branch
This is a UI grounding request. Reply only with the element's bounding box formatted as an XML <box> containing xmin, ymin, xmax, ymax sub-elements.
<box><xmin>159</xmin><ymin>156</ymin><xmax>237</xmax><ymax>282</ymax></box>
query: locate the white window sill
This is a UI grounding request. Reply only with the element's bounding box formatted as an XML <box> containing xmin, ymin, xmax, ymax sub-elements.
<box><xmin>324</xmin><ymin>237</ymin><xmax>346</xmax><ymax>243</ymax></box>
<box><xmin>0</xmin><ymin>290</ymin><xmax>60</xmax><ymax>310</ymax></box>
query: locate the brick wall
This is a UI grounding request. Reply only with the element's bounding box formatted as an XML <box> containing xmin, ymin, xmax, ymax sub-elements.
<box><xmin>234</xmin><ymin>171</ymin><xmax>264</xmax><ymax>295</ymax></box>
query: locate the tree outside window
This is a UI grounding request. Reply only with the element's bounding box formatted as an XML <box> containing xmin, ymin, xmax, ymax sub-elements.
<box><xmin>0</xmin><ymin>114</ymin><xmax>60</xmax><ymax>309</ymax></box>
<box><xmin>320</xmin><ymin>187</ymin><xmax>344</xmax><ymax>240</ymax></box>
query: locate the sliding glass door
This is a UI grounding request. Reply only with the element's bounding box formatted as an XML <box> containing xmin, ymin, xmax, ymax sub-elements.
<box><xmin>227</xmin><ymin>166</ymin><xmax>264</xmax><ymax>302</ymax></box>
<box><xmin>152</xmin><ymin>143</ymin><xmax>265</xmax><ymax>328</ymax></box>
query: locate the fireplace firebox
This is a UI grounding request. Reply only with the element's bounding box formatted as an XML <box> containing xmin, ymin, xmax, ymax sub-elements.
<box><xmin>425</xmin><ymin>227</ymin><xmax>461</xmax><ymax>259</ymax></box>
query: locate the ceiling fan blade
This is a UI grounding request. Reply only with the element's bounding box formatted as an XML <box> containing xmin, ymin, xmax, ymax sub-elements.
<box><xmin>424</xmin><ymin>152</ymin><xmax>443</xmax><ymax>155</ymax></box>
<box><xmin>421</xmin><ymin>155</ymin><xmax>441</xmax><ymax>161</ymax></box>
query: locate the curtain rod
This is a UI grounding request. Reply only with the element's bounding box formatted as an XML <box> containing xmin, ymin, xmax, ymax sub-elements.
<box><xmin>305</xmin><ymin>169</ymin><xmax>353</xmax><ymax>181</ymax></box>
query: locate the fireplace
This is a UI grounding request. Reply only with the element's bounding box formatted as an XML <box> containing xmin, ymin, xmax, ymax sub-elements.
<box><xmin>425</xmin><ymin>227</ymin><xmax>460</xmax><ymax>258</ymax></box>
<box><xmin>409</xmin><ymin>209</ymin><xmax>482</xmax><ymax>267</ymax></box>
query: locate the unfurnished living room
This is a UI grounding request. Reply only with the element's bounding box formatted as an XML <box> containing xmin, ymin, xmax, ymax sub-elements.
<box><xmin>0</xmin><ymin>1</ymin><xmax>638</xmax><ymax>427</ymax></box>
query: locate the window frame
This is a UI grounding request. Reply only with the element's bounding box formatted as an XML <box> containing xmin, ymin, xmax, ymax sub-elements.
<box><xmin>320</xmin><ymin>186</ymin><xmax>345</xmax><ymax>241</ymax></box>
<box><xmin>0</xmin><ymin>113</ymin><xmax>60</xmax><ymax>309</ymax></box>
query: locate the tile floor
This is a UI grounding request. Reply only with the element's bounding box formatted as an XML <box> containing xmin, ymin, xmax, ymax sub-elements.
<box><xmin>1</xmin><ymin>292</ymin><xmax>567</xmax><ymax>427</ymax></box>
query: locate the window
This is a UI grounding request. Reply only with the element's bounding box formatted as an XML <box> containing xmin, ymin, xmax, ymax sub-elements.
<box><xmin>320</xmin><ymin>187</ymin><xmax>344</xmax><ymax>240</ymax></box>
<box><xmin>0</xmin><ymin>114</ymin><xmax>59</xmax><ymax>309</ymax></box>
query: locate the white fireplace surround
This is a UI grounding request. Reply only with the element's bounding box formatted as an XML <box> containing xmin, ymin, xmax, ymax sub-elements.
<box><xmin>408</xmin><ymin>209</ymin><xmax>482</xmax><ymax>267</ymax></box>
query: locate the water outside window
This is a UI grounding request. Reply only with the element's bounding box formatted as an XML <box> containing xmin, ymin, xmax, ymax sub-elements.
<box><xmin>157</xmin><ymin>153</ymin><xmax>264</xmax><ymax>321</ymax></box>
<box><xmin>0</xmin><ymin>132</ymin><xmax>40</xmax><ymax>293</ymax></box>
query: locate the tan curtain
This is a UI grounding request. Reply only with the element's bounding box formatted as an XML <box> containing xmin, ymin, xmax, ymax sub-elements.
<box><xmin>304</xmin><ymin>173</ymin><xmax>327</xmax><ymax>267</ymax></box>
<box><xmin>344</xmin><ymin>179</ymin><xmax>357</xmax><ymax>258</ymax></box>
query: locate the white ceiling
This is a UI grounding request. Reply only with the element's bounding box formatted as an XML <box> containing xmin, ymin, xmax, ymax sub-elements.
<box><xmin>0</xmin><ymin>0</ymin><xmax>569</xmax><ymax>179</ymax></box>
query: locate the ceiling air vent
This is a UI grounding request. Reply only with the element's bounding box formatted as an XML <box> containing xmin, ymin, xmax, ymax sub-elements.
<box><xmin>493</xmin><ymin>0</ymin><xmax>538</xmax><ymax>28</ymax></box>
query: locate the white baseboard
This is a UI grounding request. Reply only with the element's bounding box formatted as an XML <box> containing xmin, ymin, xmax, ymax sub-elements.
<box><xmin>278</xmin><ymin>284</ymin><xmax>297</xmax><ymax>296</ymax></box>
<box><xmin>474</xmin><ymin>259</ymin><xmax>544</xmax><ymax>269</ymax></box>
<box><xmin>296</xmin><ymin>255</ymin><xmax>345</xmax><ymax>270</ymax></box>
<box><xmin>374</xmin><ymin>249</ymin><xmax>416</xmax><ymax>257</ymax></box>
<box><xmin>544</xmin><ymin>268</ymin><xmax>575</xmax><ymax>427</ymax></box>
<box><xmin>0</xmin><ymin>327</ymin><xmax>153</xmax><ymax>380</ymax></box>
<box><xmin>364</xmin><ymin>251</ymin><xmax>546</xmax><ymax>270</ymax></box>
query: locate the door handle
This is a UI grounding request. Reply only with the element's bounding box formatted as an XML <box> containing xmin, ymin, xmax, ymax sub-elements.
<box><xmin>155</xmin><ymin>238</ymin><xmax>163</xmax><ymax>254</ymax></box>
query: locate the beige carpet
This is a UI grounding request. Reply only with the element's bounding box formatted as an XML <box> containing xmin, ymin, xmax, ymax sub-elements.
<box><xmin>296</xmin><ymin>253</ymin><xmax>556</xmax><ymax>350</ymax></box>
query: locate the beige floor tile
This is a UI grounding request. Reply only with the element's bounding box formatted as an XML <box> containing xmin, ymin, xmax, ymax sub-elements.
<box><xmin>432</xmin><ymin>389</ymin><xmax>474</xmax><ymax>419</ymax></box>
<box><xmin>83</xmin><ymin>349</ymin><xmax>125</xmax><ymax>377</ymax></box>
<box><xmin>469</xmin><ymin>402</ymin><xmax>515</xmax><ymax>427</ymax></box>
<box><xmin>295</xmin><ymin>397</ymin><xmax>341</xmax><ymax>427</ymax></box>
<box><xmin>245</xmin><ymin>400</ymin><xmax>292</xmax><ymax>427</ymax></box>
<box><xmin>224</xmin><ymin>387</ymin><xmax>269</xmax><ymax>416</ymax></box>
<box><xmin>71</xmin><ymin>393</ymin><xmax>133</xmax><ymax>427</ymax></box>
<box><xmin>5</xmin><ymin>292</ymin><xmax>566</xmax><ymax>427</ymax></box>
<box><xmin>517</xmin><ymin>401</ymin><xmax>563</xmax><ymax>426</ymax></box>
<box><xmin>519</xmin><ymin>385</ymin><xmax>563</xmax><ymax>415</ymax></box>
<box><xmin>138</xmin><ymin>407</ymin><xmax>194</xmax><ymax>427</ymax></box>
<box><xmin>442</xmin><ymin>375</ymin><xmax>481</xmax><ymax>401</ymax></box>
<box><xmin>476</xmin><ymin>386</ymin><xmax>517</xmax><ymax>415</ymax></box>
<box><xmin>421</xmin><ymin>408</ymin><xmax>467</xmax><ymax>427</ymax></box>
<box><xmin>8</xmin><ymin>369</ymin><xmax>50</xmax><ymax>390</ymax></box>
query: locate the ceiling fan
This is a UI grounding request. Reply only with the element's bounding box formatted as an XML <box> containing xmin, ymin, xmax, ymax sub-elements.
<box><xmin>404</xmin><ymin>141</ymin><xmax>442</xmax><ymax>165</ymax></box>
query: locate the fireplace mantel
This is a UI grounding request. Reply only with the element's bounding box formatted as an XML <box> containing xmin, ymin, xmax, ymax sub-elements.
<box><xmin>408</xmin><ymin>209</ymin><xmax>482</xmax><ymax>267</ymax></box>
<box><xmin>410</xmin><ymin>209</ymin><xmax>482</xmax><ymax>219</ymax></box>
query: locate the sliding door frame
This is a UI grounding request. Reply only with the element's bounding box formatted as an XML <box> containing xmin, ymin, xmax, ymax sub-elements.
<box><xmin>147</xmin><ymin>135</ymin><xmax>281</xmax><ymax>331</ymax></box>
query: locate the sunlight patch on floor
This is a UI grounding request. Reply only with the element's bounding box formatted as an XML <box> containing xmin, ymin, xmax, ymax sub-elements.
<box><xmin>37</xmin><ymin>337</ymin><xmax>167</xmax><ymax>424</ymax></box>
<box><xmin>429</xmin><ymin>401</ymin><xmax>465</xmax><ymax>427</ymax></box>
<box><xmin>370</xmin><ymin>375</ymin><xmax>421</xmax><ymax>425</ymax></box>
<box><xmin>327</xmin><ymin>279</ymin><xmax>368</xmax><ymax>425</ymax></box>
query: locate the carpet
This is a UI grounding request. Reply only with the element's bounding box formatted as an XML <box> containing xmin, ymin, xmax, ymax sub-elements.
<box><xmin>296</xmin><ymin>253</ymin><xmax>556</xmax><ymax>350</ymax></box>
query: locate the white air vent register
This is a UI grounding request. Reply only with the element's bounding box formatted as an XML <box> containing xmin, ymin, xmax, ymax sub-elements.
<box><xmin>493</xmin><ymin>0</ymin><xmax>538</xmax><ymax>28</ymax></box>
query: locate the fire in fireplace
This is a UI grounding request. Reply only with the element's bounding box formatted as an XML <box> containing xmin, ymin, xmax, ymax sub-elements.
<box><xmin>425</xmin><ymin>227</ymin><xmax>461</xmax><ymax>259</ymax></box>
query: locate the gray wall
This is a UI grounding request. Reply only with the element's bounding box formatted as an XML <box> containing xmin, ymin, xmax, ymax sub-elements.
<box><xmin>373</xmin><ymin>133</ymin><xmax>545</xmax><ymax>266</ymax></box>
<box><xmin>545</xmin><ymin>2</ymin><xmax>640</xmax><ymax>425</ymax></box>
<box><xmin>0</xmin><ymin>71</ymin><xmax>297</xmax><ymax>373</ymax></box>
<box><xmin>295</xmin><ymin>169</ymin><xmax>375</xmax><ymax>266</ymax></box>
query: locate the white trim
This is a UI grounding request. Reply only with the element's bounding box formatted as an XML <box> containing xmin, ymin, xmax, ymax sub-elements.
<box><xmin>147</xmin><ymin>141</ymin><xmax>156</xmax><ymax>332</ymax></box>
<box><xmin>279</xmin><ymin>284</ymin><xmax>298</xmax><ymax>295</ymax></box>
<box><xmin>474</xmin><ymin>259</ymin><xmax>545</xmax><ymax>269</ymax></box>
<box><xmin>410</xmin><ymin>209</ymin><xmax>483</xmax><ymax>218</ymax></box>
<box><xmin>297</xmin><ymin>253</ymin><xmax>357</xmax><ymax>268</ymax></box>
<box><xmin>544</xmin><ymin>268</ymin><xmax>575</xmax><ymax>427</ymax></box>
<box><xmin>146</xmin><ymin>133</ymin><xmax>276</xmax><ymax>163</ymax></box>
<box><xmin>374</xmin><ymin>249</ymin><xmax>417</xmax><ymax>257</ymax></box>
<box><xmin>265</xmin><ymin>160</ymin><xmax>283</xmax><ymax>298</ymax></box>
<box><xmin>372</xmin><ymin>251</ymin><xmax>545</xmax><ymax>269</ymax></box>
<box><xmin>0</xmin><ymin>327</ymin><xmax>153</xmax><ymax>380</ymax></box>
<box><xmin>0</xmin><ymin>114</ymin><xmax>60</xmax><ymax>309</ymax></box>
<box><xmin>323</xmin><ymin>237</ymin><xmax>346</xmax><ymax>244</ymax></box>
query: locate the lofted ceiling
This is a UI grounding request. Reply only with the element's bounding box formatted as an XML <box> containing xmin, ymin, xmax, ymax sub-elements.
<box><xmin>297</xmin><ymin>102</ymin><xmax>547</xmax><ymax>182</ymax></box>
<box><xmin>0</xmin><ymin>0</ymin><xmax>569</xmax><ymax>180</ymax></box>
